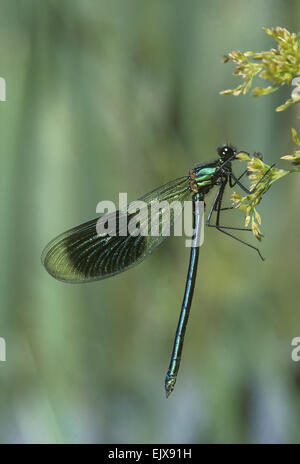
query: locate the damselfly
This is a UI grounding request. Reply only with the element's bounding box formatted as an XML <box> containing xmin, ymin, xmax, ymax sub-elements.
<box><xmin>42</xmin><ymin>145</ymin><xmax>266</xmax><ymax>397</ymax></box>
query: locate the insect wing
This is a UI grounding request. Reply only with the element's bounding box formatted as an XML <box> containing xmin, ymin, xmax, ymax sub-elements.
<box><xmin>42</xmin><ymin>176</ymin><xmax>190</xmax><ymax>283</ymax></box>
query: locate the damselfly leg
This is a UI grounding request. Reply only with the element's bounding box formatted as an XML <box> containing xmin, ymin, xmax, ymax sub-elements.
<box><xmin>229</xmin><ymin>163</ymin><xmax>276</xmax><ymax>194</ymax></box>
<box><xmin>206</xmin><ymin>179</ymin><xmax>264</xmax><ymax>260</ymax></box>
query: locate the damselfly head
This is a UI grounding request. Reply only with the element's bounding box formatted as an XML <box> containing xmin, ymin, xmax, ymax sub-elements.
<box><xmin>217</xmin><ymin>144</ymin><xmax>237</xmax><ymax>160</ymax></box>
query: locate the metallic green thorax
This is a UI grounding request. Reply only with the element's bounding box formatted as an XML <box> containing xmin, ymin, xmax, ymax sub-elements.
<box><xmin>189</xmin><ymin>162</ymin><xmax>219</xmax><ymax>194</ymax></box>
<box><xmin>195</xmin><ymin>166</ymin><xmax>217</xmax><ymax>186</ymax></box>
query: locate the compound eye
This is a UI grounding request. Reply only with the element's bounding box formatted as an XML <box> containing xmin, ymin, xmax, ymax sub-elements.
<box><xmin>217</xmin><ymin>145</ymin><xmax>235</xmax><ymax>159</ymax></box>
<box><xmin>217</xmin><ymin>145</ymin><xmax>228</xmax><ymax>158</ymax></box>
<box><xmin>217</xmin><ymin>145</ymin><xmax>236</xmax><ymax>160</ymax></box>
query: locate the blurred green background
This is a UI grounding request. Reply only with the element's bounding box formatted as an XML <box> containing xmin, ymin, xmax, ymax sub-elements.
<box><xmin>0</xmin><ymin>0</ymin><xmax>300</xmax><ymax>444</ymax></box>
